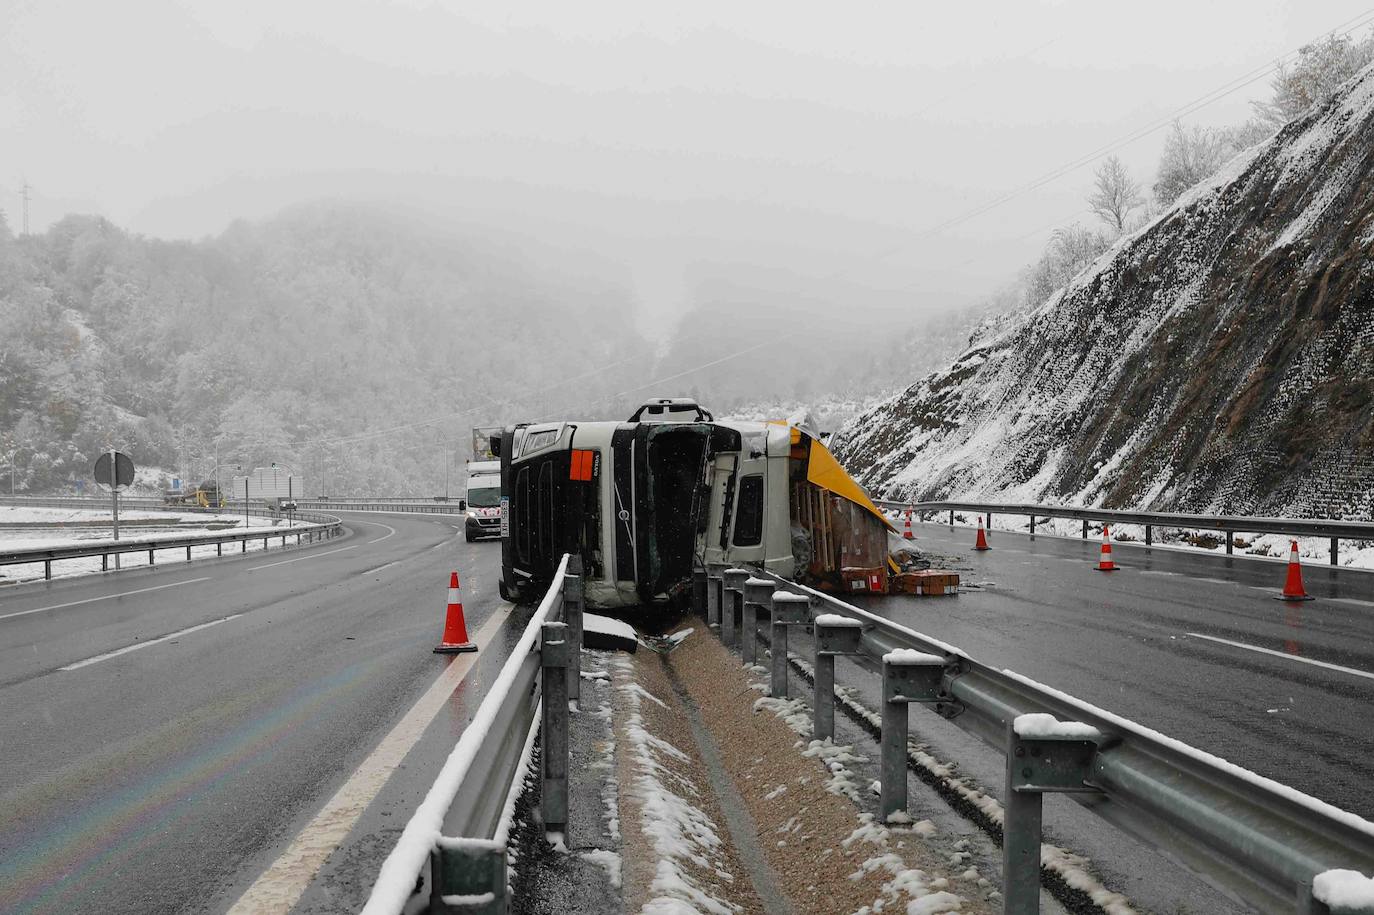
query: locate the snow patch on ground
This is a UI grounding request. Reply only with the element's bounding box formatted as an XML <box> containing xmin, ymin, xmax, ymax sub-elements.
<box><xmin>612</xmin><ymin>655</ymin><xmax>738</xmax><ymax>915</ymax></box>
<box><xmin>581</xmin><ymin>849</ymin><xmax>624</xmax><ymax>890</ymax></box>
<box><xmin>754</xmin><ymin>669</ymin><xmax>973</xmax><ymax>914</ymax></box>
<box><xmin>791</xmin><ymin>656</ymin><xmax>1139</xmax><ymax>914</ymax></box>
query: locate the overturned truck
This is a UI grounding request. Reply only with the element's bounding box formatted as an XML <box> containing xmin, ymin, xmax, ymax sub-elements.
<box><xmin>496</xmin><ymin>398</ymin><xmax>897</xmax><ymax>609</ymax></box>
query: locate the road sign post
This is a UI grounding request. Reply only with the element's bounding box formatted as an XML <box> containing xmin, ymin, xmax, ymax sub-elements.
<box><xmin>94</xmin><ymin>450</ymin><xmax>135</xmax><ymax>570</ymax></box>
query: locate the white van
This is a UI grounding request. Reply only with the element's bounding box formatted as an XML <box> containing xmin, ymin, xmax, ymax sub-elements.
<box><xmin>463</xmin><ymin>460</ymin><xmax>502</xmax><ymax>542</ymax></box>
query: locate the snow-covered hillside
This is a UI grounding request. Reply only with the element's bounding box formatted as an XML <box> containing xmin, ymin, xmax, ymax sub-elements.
<box><xmin>834</xmin><ymin>64</ymin><xmax>1374</xmax><ymax>521</ymax></box>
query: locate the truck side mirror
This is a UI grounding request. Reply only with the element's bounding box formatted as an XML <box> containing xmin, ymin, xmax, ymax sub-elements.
<box><xmin>490</xmin><ymin>437</ymin><xmax>502</xmax><ymax>457</ymax></box>
<box><xmin>459</xmin><ymin>499</ymin><xmax>467</xmax><ymax>511</ymax></box>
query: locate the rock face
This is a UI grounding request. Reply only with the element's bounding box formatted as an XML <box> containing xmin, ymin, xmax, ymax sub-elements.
<box><xmin>835</xmin><ymin>65</ymin><xmax>1374</xmax><ymax>521</ymax></box>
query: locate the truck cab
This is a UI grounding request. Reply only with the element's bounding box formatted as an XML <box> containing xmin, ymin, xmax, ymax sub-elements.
<box><xmin>496</xmin><ymin>399</ymin><xmax>893</xmax><ymax>609</ymax></box>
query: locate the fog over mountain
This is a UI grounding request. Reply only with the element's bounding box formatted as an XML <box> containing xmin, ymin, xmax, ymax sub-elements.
<box><xmin>4</xmin><ymin>2</ymin><xmax>1373</xmax><ymax>491</ymax></box>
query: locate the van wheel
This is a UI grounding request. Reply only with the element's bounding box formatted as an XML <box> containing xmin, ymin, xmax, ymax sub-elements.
<box><xmin>465</xmin><ymin>530</ymin><xmax>475</xmax><ymax>542</ymax></box>
<box><xmin>498</xmin><ymin>579</ymin><xmax>512</xmax><ymax>602</ymax></box>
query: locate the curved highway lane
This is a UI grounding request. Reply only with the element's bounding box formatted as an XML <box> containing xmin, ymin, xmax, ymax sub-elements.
<box><xmin>0</xmin><ymin>512</ymin><xmax>509</xmax><ymax>915</ymax></box>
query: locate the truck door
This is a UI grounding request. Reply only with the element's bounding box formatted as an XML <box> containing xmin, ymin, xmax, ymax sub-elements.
<box><xmin>721</xmin><ymin>426</ymin><xmax>770</xmax><ymax>568</ymax></box>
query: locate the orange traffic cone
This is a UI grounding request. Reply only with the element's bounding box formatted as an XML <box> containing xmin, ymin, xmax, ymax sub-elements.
<box><xmin>903</xmin><ymin>509</ymin><xmax>914</xmax><ymax>540</ymax></box>
<box><xmin>434</xmin><ymin>571</ymin><xmax>478</xmax><ymax>653</ymax></box>
<box><xmin>1095</xmin><ymin>526</ymin><xmax>1117</xmax><ymax>571</ymax></box>
<box><xmin>1277</xmin><ymin>541</ymin><xmax>1313</xmax><ymax>602</ymax></box>
<box><xmin>974</xmin><ymin>515</ymin><xmax>991</xmax><ymax>551</ymax></box>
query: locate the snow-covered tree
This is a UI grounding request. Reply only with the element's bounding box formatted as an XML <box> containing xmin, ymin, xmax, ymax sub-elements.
<box><xmin>1088</xmin><ymin>155</ymin><xmax>1143</xmax><ymax>235</ymax></box>
<box><xmin>1023</xmin><ymin>224</ymin><xmax>1112</xmax><ymax>309</ymax></box>
<box><xmin>1253</xmin><ymin>34</ymin><xmax>1374</xmax><ymax>129</ymax></box>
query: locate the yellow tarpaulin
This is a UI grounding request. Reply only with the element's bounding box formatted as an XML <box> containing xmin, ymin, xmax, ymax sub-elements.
<box><xmin>806</xmin><ymin>438</ymin><xmax>895</xmax><ymax>532</ymax></box>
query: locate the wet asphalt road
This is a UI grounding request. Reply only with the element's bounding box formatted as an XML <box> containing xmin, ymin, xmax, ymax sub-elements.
<box><xmin>863</xmin><ymin>521</ymin><xmax>1374</xmax><ymax>819</ymax></box>
<box><xmin>0</xmin><ymin>512</ymin><xmax>510</xmax><ymax>915</ymax></box>
<box><xmin>3</xmin><ymin>513</ymin><xmax>1371</xmax><ymax>915</ymax></box>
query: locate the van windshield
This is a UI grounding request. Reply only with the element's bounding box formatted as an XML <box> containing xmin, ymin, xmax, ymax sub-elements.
<box><xmin>467</xmin><ymin>486</ymin><xmax>501</xmax><ymax>508</ymax></box>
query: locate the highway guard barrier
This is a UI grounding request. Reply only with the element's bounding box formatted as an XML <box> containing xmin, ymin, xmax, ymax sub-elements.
<box><xmin>711</xmin><ymin>565</ymin><xmax>1374</xmax><ymax>915</ymax></box>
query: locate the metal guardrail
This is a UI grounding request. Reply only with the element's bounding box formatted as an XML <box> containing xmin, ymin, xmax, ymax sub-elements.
<box><xmin>881</xmin><ymin>500</ymin><xmax>1374</xmax><ymax>566</ymax></box>
<box><xmin>294</xmin><ymin>500</ymin><xmax>464</xmax><ymax>514</ymax></box>
<box><xmin>0</xmin><ymin>496</ymin><xmax>344</xmax><ymax>580</ymax></box>
<box><xmin>362</xmin><ymin>555</ymin><xmax>583</xmax><ymax>915</ymax></box>
<box><xmin>701</xmin><ymin>565</ymin><xmax>1374</xmax><ymax>915</ymax></box>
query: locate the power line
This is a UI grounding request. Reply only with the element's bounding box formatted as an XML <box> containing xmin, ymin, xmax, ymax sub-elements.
<box><xmin>889</xmin><ymin>8</ymin><xmax>1374</xmax><ymax>256</ymax></box>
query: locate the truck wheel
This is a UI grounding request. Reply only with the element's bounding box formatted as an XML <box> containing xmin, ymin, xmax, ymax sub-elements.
<box><xmin>498</xmin><ymin>579</ymin><xmax>512</xmax><ymax>602</ymax></box>
<box><xmin>465</xmin><ymin>530</ymin><xmax>475</xmax><ymax>543</ymax></box>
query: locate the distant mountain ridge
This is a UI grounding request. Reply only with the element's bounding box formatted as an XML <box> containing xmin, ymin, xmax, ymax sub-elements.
<box><xmin>0</xmin><ymin>202</ymin><xmax>646</xmax><ymax>493</ymax></box>
<box><xmin>834</xmin><ymin>64</ymin><xmax>1374</xmax><ymax>521</ymax></box>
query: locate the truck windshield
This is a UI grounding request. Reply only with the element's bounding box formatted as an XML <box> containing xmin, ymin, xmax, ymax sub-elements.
<box><xmin>468</xmin><ymin>486</ymin><xmax>501</xmax><ymax>508</ymax></box>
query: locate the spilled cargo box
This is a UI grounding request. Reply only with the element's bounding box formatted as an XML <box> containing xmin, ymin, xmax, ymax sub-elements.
<box><xmin>892</xmin><ymin>569</ymin><xmax>960</xmax><ymax>596</ymax></box>
<box><xmin>841</xmin><ymin>566</ymin><xmax>887</xmax><ymax>594</ymax></box>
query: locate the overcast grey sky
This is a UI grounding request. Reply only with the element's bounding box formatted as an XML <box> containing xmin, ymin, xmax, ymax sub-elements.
<box><xmin>3</xmin><ymin>0</ymin><xmax>1371</xmax><ymax>337</ymax></box>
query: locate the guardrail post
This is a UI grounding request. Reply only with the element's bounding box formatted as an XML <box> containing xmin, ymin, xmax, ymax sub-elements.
<box><xmin>771</xmin><ymin>593</ymin><xmax>810</xmax><ymax>698</ymax></box>
<box><xmin>706</xmin><ymin>563</ymin><xmax>724</xmax><ymax>629</ymax></box>
<box><xmin>949</xmin><ymin>509</ymin><xmax>955</xmax><ymax>527</ymax></box>
<box><xmin>723</xmin><ymin>568</ymin><xmax>749</xmax><ymax>648</ymax></box>
<box><xmin>541</xmin><ymin>621</ymin><xmax>570</xmax><ymax>833</ymax></box>
<box><xmin>1082</xmin><ymin>519</ymin><xmax>1089</xmax><ymax>539</ymax></box>
<box><xmin>813</xmin><ymin>615</ymin><xmax>863</xmax><ymax>741</ymax></box>
<box><xmin>1145</xmin><ymin>524</ymin><xmax>1152</xmax><ymax>546</ymax></box>
<box><xmin>742</xmin><ymin>577</ymin><xmax>774</xmax><ymax>665</ymax></box>
<box><xmin>1297</xmin><ymin>879</ymin><xmax>1331</xmax><ymax>915</ymax></box>
<box><xmin>1330</xmin><ymin>538</ymin><xmax>1339</xmax><ymax>566</ymax></box>
<box><xmin>1003</xmin><ymin>715</ymin><xmax>1104</xmax><ymax>915</ymax></box>
<box><xmin>431</xmin><ymin>838</ymin><xmax>506</xmax><ymax>914</ymax></box>
<box><xmin>880</xmin><ymin>651</ymin><xmax>945</xmax><ymax>821</ymax></box>
<box><xmin>565</xmin><ymin>557</ymin><xmax>584</xmax><ymax>707</ymax></box>
<box><xmin>1003</xmin><ymin>748</ymin><xmax>1044</xmax><ymax>915</ymax></box>
<box><xmin>1029</xmin><ymin>515</ymin><xmax>1036</xmax><ymax>535</ymax></box>
<box><xmin>1226</xmin><ymin>531</ymin><xmax>1234</xmax><ymax>555</ymax></box>
<box><xmin>45</xmin><ymin>559</ymin><xmax>51</xmax><ymax>580</ymax></box>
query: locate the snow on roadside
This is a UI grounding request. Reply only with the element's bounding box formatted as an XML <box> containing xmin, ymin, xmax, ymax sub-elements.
<box><xmin>900</xmin><ymin>510</ymin><xmax>1374</xmax><ymax>570</ymax></box>
<box><xmin>610</xmin><ymin>654</ymin><xmax>740</xmax><ymax>915</ymax></box>
<box><xmin>0</xmin><ymin>506</ymin><xmax>312</xmax><ymax>584</ymax></box>
<box><xmin>789</xmin><ymin>655</ymin><xmax>1138</xmax><ymax>915</ymax></box>
<box><xmin>751</xmin><ymin>691</ymin><xmax>979</xmax><ymax>914</ymax></box>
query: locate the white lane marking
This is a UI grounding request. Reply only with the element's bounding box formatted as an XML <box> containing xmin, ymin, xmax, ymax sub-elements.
<box><xmin>0</xmin><ymin>577</ymin><xmax>213</xmax><ymax>623</ymax></box>
<box><xmin>355</xmin><ymin>519</ymin><xmax>397</xmax><ymax>544</ymax></box>
<box><xmin>1186</xmin><ymin>632</ymin><xmax>1374</xmax><ymax>683</ymax></box>
<box><xmin>1139</xmin><ymin>570</ymin><xmax>1180</xmax><ymax>577</ymax></box>
<box><xmin>247</xmin><ymin>545</ymin><xmax>356</xmax><ymax>571</ymax></box>
<box><xmin>60</xmin><ymin>614</ymin><xmax>243</xmax><ymax>671</ymax></box>
<box><xmin>360</xmin><ymin>560</ymin><xmax>402</xmax><ymax>576</ymax></box>
<box><xmin>1329</xmin><ymin>597</ymin><xmax>1374</xmax><ymax>609</ymax></box>
<box><xmin>226</xmin><ymin>604</ymin><xmax>513</xmax><ymax>914</ymax></box>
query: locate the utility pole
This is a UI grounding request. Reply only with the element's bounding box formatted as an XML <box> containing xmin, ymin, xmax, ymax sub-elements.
<box><xmin>19</xmin><ymin>180</ymin><xmax>31</xmax><ymax>236</ymax></box>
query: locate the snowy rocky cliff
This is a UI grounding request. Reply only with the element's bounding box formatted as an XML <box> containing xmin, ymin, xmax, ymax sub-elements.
<box><xmin>835</xmin><ymin>65</ymin><xmax>1374</xmax><ymax>520</ymax></box>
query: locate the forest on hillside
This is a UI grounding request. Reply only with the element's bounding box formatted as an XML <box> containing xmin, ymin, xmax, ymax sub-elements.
<box><xmin>0</xmin><ymin>203</ymin><xmax>649</xmax><ymax>494</ymax></box>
